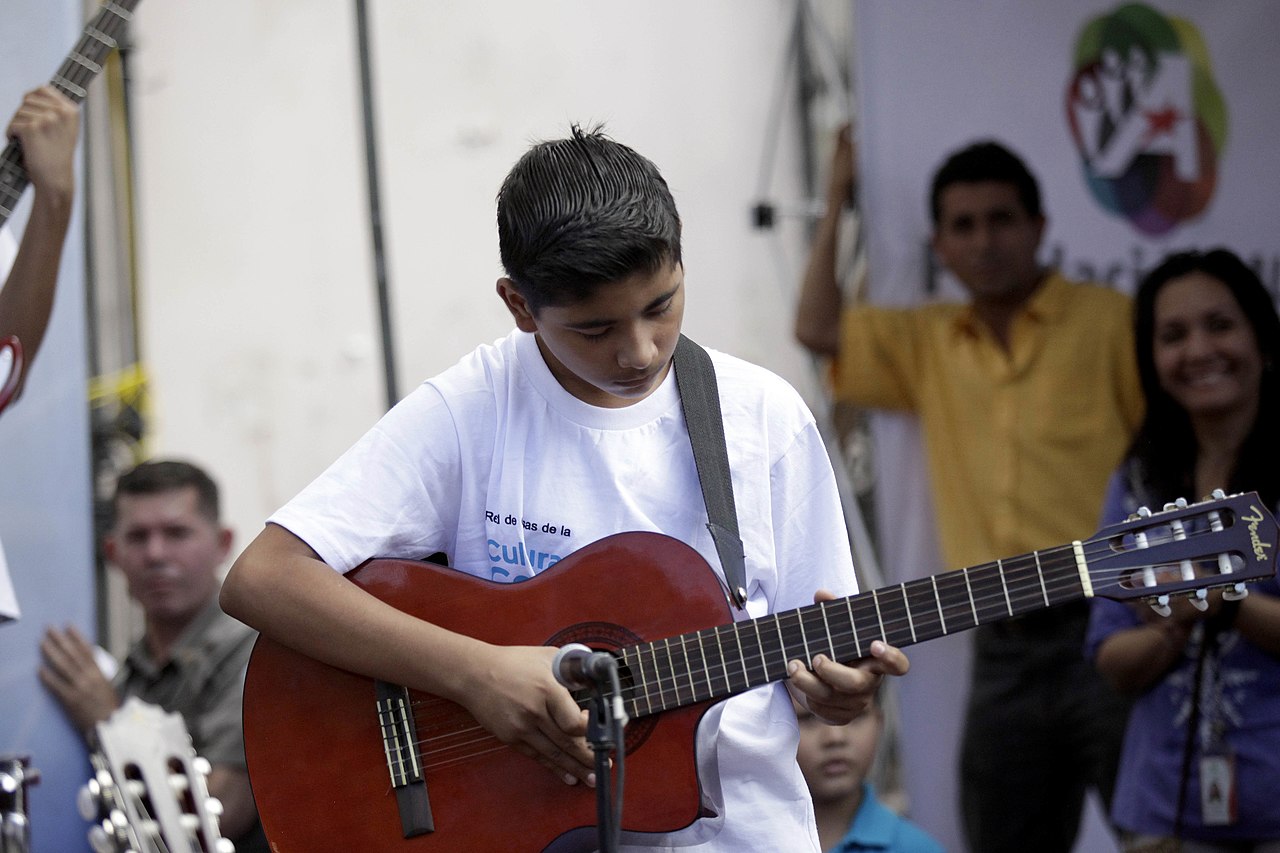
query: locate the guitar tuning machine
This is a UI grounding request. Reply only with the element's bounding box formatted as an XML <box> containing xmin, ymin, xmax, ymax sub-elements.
<box><xmin>1148</xmin><ymin>594</ymin><xmax>1172</xmax><ymax>618</ymax></box>
<box><xmin>1223</xmin><ymin>582</ymin><xmax>1250</xmax><ymax>602</ymax></box>
<box><xmin>1188</xmin><ymin>588</ymin><xmax>1209</xmax><ymax>612</ymax></box>
<box><xmin>86</xmin><ymin>808</ymin><xmax>134</xmax><ymax>853</ymax></box>
<box><xmin>77</xmin><ymin>777</ymin><xmax>104</xmax><ymax>821</ymax></box>
<box><xmin>87</xmin><ymin>823</ymin><xmax>114</xmax><ymax>853</ymax></box>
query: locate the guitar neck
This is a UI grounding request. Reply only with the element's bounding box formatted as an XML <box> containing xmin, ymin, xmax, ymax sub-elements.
<box><xmin>619</xmin><ymin>541</ymin><xmax>1089</xmax><ymax>719</ymax></box>
<box><xmin>0</xmin><ymin>0</ymin><xmax>141</xmax><ymax>227</ymax></box>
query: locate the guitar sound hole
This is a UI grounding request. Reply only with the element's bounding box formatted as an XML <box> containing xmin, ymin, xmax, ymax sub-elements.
<box><xmin>547</xmin><ymin>621</ymin><xmax>660</xmax><ymax>755</ymax></box>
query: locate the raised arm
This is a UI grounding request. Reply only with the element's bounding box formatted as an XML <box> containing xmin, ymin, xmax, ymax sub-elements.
<box><xmin>220</xmin><ymin>523</ymin><xmax>596</xmax><ymax>785</ymax></box>
<box><xmin>794</xmin><ymin>123</ymin><xmax>856</xmax><ymax>357</ymax></box>
<box><xmin>0</xmin><ymin>87</ymin><xmax>79</xmax><ymax>395</ymax></box>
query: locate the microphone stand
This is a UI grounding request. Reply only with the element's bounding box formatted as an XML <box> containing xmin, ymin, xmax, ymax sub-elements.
<box><xmin>584</xmin><ymin>659</ymin><xmax>627</xmax><ymax>853</ymax></box>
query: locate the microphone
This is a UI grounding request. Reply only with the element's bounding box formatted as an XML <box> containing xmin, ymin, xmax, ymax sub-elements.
<box><xmin>553</xmin><ymin>643</ymin><xmax>617</xmax><ymax>690</ymax></box>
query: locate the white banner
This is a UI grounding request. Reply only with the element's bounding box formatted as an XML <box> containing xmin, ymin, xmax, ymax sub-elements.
<box><xmin>856</xmin><ymin>0</ymin><xmax>1280</xmax><ymax>309</ymax></box>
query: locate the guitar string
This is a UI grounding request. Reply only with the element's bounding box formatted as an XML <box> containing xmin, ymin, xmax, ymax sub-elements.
<box><xmin>399</xmin><ymin>535</ymin><xmax>1218</xmax><ymax>742</ymax></box>
<box><xmin>399</xmin><ymin>525</ymin><xmax>1245</xmax><ymax>740</ymax></box>
<box><xmin>625</xmin><ymin>551</ymin><xmax>1239</xmax><ymax>713</ymax></box>
<box><xmin>391</xmin><ymin>523</ymin><xmax>1248</xmax><ymax>765</ymax></box>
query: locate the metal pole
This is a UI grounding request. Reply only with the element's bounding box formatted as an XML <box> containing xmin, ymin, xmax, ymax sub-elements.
<box><xmin>354</xmin><ymin>0</ymin><xmax>399</xmax><ymax>410</ymax></box>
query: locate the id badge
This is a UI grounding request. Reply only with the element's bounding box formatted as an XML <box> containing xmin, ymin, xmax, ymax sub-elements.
<box><xmin>1199</xmin><ymin>751</ymin><xmax>1237</xmax><ymax>826</ymax></box>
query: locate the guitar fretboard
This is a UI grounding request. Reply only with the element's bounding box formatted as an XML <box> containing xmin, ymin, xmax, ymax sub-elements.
<box><xmin>0</xmin><ymin>0</ymin><xmax>141</xmax><ymax>226</ymax></box>
<box><xmin>618</xmin><ymin>541</ymin><xmax>1087</xmax><ymax>719</ymax></box>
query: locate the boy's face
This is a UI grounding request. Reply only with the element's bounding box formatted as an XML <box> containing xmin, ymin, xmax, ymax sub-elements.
<box><xmin>794</xmin><ymin>699</ymin><xmax>881</xmax><ymax>806</ymax></box>
<box><xmin>499</xmin><ymin>262</ymin><xmax>684</xmax><ymax>408</ymax></box>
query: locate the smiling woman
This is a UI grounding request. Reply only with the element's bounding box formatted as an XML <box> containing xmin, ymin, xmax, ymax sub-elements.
<box><xmin>1086</xmin><ymin>248</ymin><xmax>1280</xmax><ymax>851</ymax></box>
<box><xmin>1128</xmin><ymin>249</ymin><xmax>1279</xmax><ymax>505</ymax></box>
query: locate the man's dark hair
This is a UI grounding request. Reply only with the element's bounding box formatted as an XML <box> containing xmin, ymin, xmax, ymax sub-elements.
<box><xmin>1127</xmin><ymin>248</ymin><xmax>1280</xmax><ymax>509</ymax></box>
<box><xmin>497</xmin><ymin>124</ymin><xmax>682</xmax><ymax>313</ymax></box>
<box><xmin>929</xmin><ymin>140</ymin><xmax>1043</xmax><ymax>225</ymax></box>
<box><xmin>112</xmin><ymin>459</ymin><xmax>221</xmax><ymax>525</ymax></box>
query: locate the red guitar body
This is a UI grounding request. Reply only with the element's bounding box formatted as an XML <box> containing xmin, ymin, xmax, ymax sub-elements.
<box><xmin>243</xmin><ymin>532</ymin><xmax>732</xmax><ymax>852</ymax></box>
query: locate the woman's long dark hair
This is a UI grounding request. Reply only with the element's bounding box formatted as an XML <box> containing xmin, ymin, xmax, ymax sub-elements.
<box><xmin>1127</xmin><ymin>248</ymin><xmax>1280</xmax><ymax>509</ymax></box>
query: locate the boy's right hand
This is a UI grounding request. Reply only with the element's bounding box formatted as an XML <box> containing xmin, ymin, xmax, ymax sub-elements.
<box><xmin>465</xmin><ymin>643</ymin><xmax>596</xmax><ymax>786</ymax></box>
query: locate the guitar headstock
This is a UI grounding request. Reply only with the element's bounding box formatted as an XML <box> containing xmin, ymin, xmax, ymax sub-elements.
<box><xmin>1085</xmin><ymin>490</ymin><xmax>1277</xmax><ymax>610</ymax></box>
<box><xmin>80</xmin><ymin>697</ymin><xmax>235</xmax><ymax>853</ymax></box>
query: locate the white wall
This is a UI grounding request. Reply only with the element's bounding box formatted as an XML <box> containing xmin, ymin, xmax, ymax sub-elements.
<box><xmin>129</xmin><ymin>0</ymin><xmax>827</xmax><ymax>548</ymax></box>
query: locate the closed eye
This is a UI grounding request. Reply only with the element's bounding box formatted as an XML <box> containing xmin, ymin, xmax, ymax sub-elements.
<box><xmin>649</xmin><ymin>300</ymin><xmax>673</xmax><ymax>318</ymax></box>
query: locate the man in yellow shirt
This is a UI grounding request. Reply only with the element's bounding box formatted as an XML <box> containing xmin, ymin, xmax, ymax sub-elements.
<box><xmin>795</xmin><ymin>128</ymin><xmax>1142</xmax><ymax>853</ymax></box>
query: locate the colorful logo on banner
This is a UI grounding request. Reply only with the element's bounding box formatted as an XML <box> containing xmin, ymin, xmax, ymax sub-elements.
<box><xmin>1065</xmin><ymin>3</ymin><xmax>1227</xmax><ymax>236</ymax></box>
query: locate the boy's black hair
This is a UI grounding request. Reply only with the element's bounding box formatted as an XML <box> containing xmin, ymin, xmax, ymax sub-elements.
<box><xmin>1127</xmin><ymin>248</ymin><xmax>1280</xmax><ymax>509</ymax></box>
<box><xmin>113</xmin><ymin>459</ymin><xmax>221</xmax><ymax>525</ymax></box>
<box><xmin>929</xmin><ymin>140</ymin><xmax>1044</xmax><ymax>225</ymax></box>
<box><xmin>497</xmin><ymin>125</ymin><xmax>682</xmax><ymax>313</ymax></box>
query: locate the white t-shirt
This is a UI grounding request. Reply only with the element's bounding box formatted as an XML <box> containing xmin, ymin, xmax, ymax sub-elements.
<box><xmin>271</xmin><ymin>329</ymin><xmax>857</xmax><ymax>851</ymax></box>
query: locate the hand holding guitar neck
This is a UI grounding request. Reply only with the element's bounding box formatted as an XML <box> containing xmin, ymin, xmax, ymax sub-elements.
<box><xmin>0</xmin><ymin>0</ymin><xmax>140</xmax><ymax>230</ymax></box>
<box><xmin>0</xmin><ymin>0</ymin><xmax>141</xmax><ymax>413</ymax></box>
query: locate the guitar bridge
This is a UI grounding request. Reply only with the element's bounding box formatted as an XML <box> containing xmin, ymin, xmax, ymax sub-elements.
<box><xmin>375</xmin><ymin>681</ymin><xmax>433</xmax><ymax>837</ymax></box>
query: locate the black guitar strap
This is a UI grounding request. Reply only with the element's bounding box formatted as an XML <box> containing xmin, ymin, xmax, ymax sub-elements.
<box><xmin>673</xmin><ymin>335</ymin><xmax>748</xmax><ymax>611</ymax></box>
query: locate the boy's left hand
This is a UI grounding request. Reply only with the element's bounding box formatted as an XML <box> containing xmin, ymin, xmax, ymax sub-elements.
<box><xmin>785</xmin><ymin>589</ymin><xmax>910</xmax><ymax>725</ymax></box>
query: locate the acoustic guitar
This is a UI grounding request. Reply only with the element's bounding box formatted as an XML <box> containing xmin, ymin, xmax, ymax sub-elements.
<box><xmin>243</xmin><ymin>490</ymin><xmax>1278</xmax><ymax>851</ymax></box>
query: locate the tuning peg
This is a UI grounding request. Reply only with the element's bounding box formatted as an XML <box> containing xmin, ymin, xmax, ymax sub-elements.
<box><xmin>206</xmin><ymin>796</ymin><xmax>225</xmax><ymax>817</ymax></box>
<box><xmin>1211</xmin><ymin>488</ymin><xmax>1227</xmax><ymax>500</ymax></box>
<box><xmin>193</xmin><ymin>756</ymin><xmax>212</xmax><ymax>776</ymax></box>
<box><xmin>1187</xmin><ymin>589</ymin><xmax>1209</xmax><ymax>612</ymax></box>
<box><xmin>1223</xmin><ymin>583</ymin><xmax>1249</xmax><ymax>602</ymax></box>
<box><xmin>87</xmin><ymin>823</ymin><xmax>114</xmax><ymax>853</ymax></box>
<box><xmin>77</xmin><ymin>778</ymin><xmax>104</xmax><ymax>820</ymax></box>
<box><xmin>215</xmin><ymin>838</ymin><xmax>237</xmax><ymax>853</ymax></box>
<box><xmin>1148</xmin><ymin>594</ymin><xmax>1172</xmax><ymax>618</ymax></box>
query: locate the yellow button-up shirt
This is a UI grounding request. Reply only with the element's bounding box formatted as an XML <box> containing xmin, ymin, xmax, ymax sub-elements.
<box><xmin>834</xmin><ymin>272</ymin><xmax>1143</xmax><ymax>570</ymax></box>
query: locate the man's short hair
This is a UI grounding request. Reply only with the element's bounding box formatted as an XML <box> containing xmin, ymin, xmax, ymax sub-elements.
<box><xmin>497</xmin><ymin>124</ymin><xmax>682</xmax><ymax>313</ymax></box>
<box><xmin>929</xmin><ymin>140</ymin><xmax>1044</xmax><ymax>225</ymax></box>
<box><xmin>112</xmin><ymin>459</ymin><xmax>220</xmax><ymax>525</ymax></box>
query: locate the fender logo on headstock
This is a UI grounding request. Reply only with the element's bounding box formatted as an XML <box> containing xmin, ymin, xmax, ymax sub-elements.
<box><xmin>1245</xmin><ymin>505</ymin><xmax>1274</xmax><ymax>562</ymax></box>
